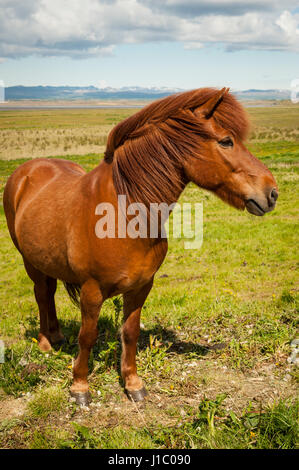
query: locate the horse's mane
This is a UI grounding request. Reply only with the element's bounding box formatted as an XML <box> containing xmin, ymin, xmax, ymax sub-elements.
<box><xmin>105</xmin><ymin>88</ymin><xmax>249</xmax><ymax>206</ymax></box>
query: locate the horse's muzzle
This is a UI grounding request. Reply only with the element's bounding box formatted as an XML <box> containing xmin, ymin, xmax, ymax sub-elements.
<box><xmin>245</xmin><ymin>188</ymin><xmax>278</xmax><ymax>216</ymax></box>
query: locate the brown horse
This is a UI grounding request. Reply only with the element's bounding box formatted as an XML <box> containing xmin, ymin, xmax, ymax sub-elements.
<box><xmin>3</xmin><ymin>88</ymin><xmax>278</xmax><ymax>406</ymax></box>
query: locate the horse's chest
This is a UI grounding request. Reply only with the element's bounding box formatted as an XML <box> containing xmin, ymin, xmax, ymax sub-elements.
<box><xmin>120</xmin><ymin>266</ymin><xmax>155</xmax><ymax>290</ymax></box>
<box><xmin>105</xmin><ymin>244</ymin><xmax>167</xmax><ymax>295</ymax></box>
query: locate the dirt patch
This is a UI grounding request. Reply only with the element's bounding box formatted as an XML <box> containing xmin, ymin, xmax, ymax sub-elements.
<box><xmin>65</xmin><ymin>361</ymin><xmax>297</xmax><ymax>430</ymax></box>
<box><xmin>0</xmin><ymin>359</ymin><xmax>297</xmax><ymax>449</ymax></box>
<box><xmin>0</xmin><ymin>396</ymin><xmax>28</xmax><ymax>422</ymax></box>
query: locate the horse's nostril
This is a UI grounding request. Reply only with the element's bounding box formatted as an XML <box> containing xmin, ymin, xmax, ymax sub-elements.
<box><xmin>271</xmin><ymin>188</ymin><xmax>278</xmax><ymax>202</ymax></box>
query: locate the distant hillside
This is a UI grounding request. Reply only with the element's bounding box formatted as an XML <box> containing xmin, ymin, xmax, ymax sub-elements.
<box><xmin>235</xmin><ymin>89</ymin><xmax>290</xmax><ymax>101</ymax></box>
<box><xmin>3</xmin><ymin>85</ymin><xmax>291</xmax><ymax>101</ymax></box>
<box><xmin>4</xmin><ymin>86</ymin><xmax>182</xmax><ymax>101</ymax></box>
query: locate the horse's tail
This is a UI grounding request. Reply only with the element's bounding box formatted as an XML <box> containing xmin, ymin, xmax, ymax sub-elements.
<box><xmin>63</xmin><ymin>282</ymin><xmax>81</xmax><ymax>308</ymax></box>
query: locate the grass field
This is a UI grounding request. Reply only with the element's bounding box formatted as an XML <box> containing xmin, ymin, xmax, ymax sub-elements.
<box><xmin>0</xmin><ymin>108</ymin><xmax>134</xmax><ymax>159</ymax></box>
<box><xmin>0</xmin><ymin>104</ymin><xmax>298</xmax><ymax>160</ymax></box>
<box><xmin>0</xmin><ymin>104</ymin><xmax>298</xmax><ymax>449</ymax></box>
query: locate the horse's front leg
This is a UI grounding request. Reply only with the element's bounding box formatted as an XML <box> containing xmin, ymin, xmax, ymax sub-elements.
<box><xmin>122</xmin><ymin>280</ymin><xmax>153</xmax><ymax>402</ymax></box>
<box><xmin>70</xmin><ymin>279</ymin><xmax>103</xmax><ymax>406</ymax></box>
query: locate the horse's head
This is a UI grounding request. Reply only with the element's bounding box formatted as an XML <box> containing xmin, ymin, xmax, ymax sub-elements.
<box><xmin>183</xmin><ymin>88</ymin><xmax>278</xmax><ymax>216</ymax></box>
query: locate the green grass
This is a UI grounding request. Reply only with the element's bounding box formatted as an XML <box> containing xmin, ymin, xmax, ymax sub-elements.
<box><xmin>0</xmin><ymin>107</ymin><xmax>298</xmax><ymax>449</ymax></box>
<box><xmin>0</xmin><ymin>108</ymin><xmax>135</xmax><ymax>130</ymax></box>
<box><xmin>148</xmin><ymin>396</ymin><xmax>299</xmax><ymax>449</ymax></box>
<box><xmin>1</xmin><ymin>395</ymin><xmax>298</xmax><ymax>449</ymax></box>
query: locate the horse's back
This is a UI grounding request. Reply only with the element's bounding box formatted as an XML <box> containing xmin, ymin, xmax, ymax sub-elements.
<box><xmin>4</xmin><ymin>157</ymin><xmax>85</xmax><ymax>213</ymax></box>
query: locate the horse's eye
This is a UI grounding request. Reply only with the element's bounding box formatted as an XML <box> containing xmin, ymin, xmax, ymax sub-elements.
<box><xmin>219</xmin><ymin>137</ymin><xmax>233</xmax><ymax>148</ymax></box>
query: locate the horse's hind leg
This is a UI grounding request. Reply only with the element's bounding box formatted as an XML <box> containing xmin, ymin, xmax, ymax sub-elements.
<box><xmin>46</xmin><ymin>277</ymin><xmax>65</xmax><ymax>346</ymax></box>
<box><xmin>23</xmin><ymin>259</ymin><xmax>64</xmax><ymax>351</ymax></box>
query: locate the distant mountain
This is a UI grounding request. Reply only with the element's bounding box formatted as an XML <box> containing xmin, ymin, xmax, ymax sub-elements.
<box><xmin>3</xmin><ymin>85</ymin><xmax>291</xmax><ymax>101</ymax></box>
<box><xmin>4</xmin><ymin>85</ymin><xmax>183</xmax><ymax>101</ymax></box>
<box><xmin>234</xmin><ymin>89</ymin><xmax>290</xmax><ymax>101</ymax></box>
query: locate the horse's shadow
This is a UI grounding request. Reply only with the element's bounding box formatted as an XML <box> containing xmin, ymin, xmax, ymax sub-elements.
<box><xmin>24</xmin><ymin>314</ymin><xmax>213</xmax><ymax>390</ymax></box>
<box><xmin>139</xmin><ymin>325</ymin><xmax>209</xmax><ymax>357</ymax></box>
<box><xmin>25</xmin><ymin>314</ymin><xmax>209</xmax><ymax>359</ymax></box>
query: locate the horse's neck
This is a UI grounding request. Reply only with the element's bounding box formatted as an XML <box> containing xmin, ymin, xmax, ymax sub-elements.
<box><xmin>94</xmin><ymin>157</ymin><xmax>187</xmax><ymax>211</ymax></box>
<box><xmin>89</xmin><ymin>158</ymin><xmax>188</xmax><ymax>245</ymax></box>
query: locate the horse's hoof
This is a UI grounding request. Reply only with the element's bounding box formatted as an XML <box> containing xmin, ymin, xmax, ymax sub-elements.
<box><xmin>70</xmin><ymin>391</ymin><xmax>92</xmax><ymax>406</ymax></box>
<box><xmin>125</xmin><ymin>386</ymin><xmax>148</xmax><ymax>402</ymax></box>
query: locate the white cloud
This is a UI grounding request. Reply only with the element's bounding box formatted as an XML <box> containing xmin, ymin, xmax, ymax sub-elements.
<box><xmin>276</xmin><ymin>10</ymin><xmax>299</xmax><ymax>38</ymax></box>
<box><xmin>97</xmin><ymin>79</ymin><xmax>108</xmax><ymax>89</ymax></box>
<box><xmin>0</xmin><ymin>0</ymin><xmax>298</xmax><ymax>59</ymax></box>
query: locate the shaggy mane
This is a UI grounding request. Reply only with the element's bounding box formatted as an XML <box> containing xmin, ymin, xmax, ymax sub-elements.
<box><xmin>104</xmin><ymin>88</ymin><xmax>249</xmax><ymax>206</ymax></box>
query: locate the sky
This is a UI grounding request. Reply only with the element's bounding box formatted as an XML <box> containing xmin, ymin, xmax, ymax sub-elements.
<box><xmin>0</xmin><ymin>0</ymin><xmax>298</xmax><ymax>90</ymax></box>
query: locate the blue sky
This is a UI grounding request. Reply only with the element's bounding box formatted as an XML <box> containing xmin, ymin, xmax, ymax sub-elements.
<box><xmin>0</xmin><ymin>1</ymin><xmax>298</xmax><ymax>90</ymax></box>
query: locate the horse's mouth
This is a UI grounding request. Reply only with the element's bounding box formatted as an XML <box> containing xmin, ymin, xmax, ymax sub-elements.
<box><xmin>245</xmin><ymin>199</ymin><xmax>266</xmax><ymax>216</ymax></box>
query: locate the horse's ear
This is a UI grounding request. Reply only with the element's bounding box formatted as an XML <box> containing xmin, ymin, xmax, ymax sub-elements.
<box><xmin>199</xmin><ymin>87</ymin><xmax>229</xmax><ymax>119</ymax></box>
